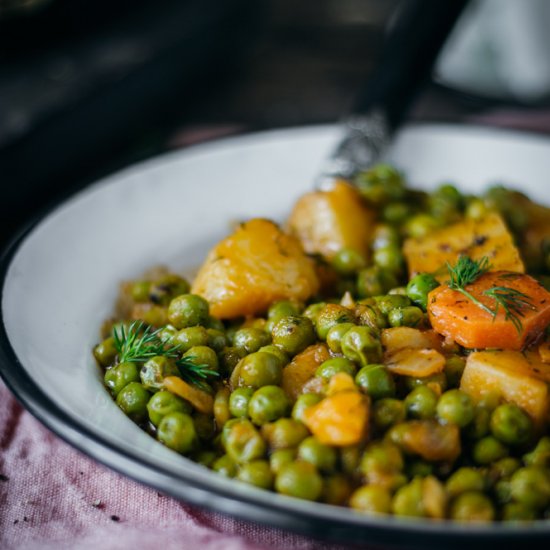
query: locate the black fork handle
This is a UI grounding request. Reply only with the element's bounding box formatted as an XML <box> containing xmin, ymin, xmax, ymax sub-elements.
<box><xmin>353</xmin><ymin>0</ymin><xmax>470</xmax><ymax>129</ymax></box>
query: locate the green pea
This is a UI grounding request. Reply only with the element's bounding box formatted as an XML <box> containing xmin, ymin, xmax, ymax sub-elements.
<box><xmin>167</xmin><ymin>294</ymin><xmax>209</xmax><ymax>329</ymax></box>
<box><xmin>332</xmin><ymin>248</ymin><xmax>367</xmax><ymax>275</ymax></box>
<box><xmin>315</xmin><ymin>357</ymin><xmax>357</xmax><ymax>380</ymax></box>
<box><xmin>131</xmin><ymin>280</ymin><xmax>151</xmax><ymax>303</ymax></box>
<box><xmin>147</xmin><ymin>390</ymin><xmax>192</xmax><ymax>426</ymax></box>
<box><xmin>157</xmin><ymin>324</ymin><xmax>178</xmax><ymax>344</ymax></box>
<box><xmin>233</xmin><ymin>327</ymin><xmax>271</xmax><ymax>354</ymax></box>
<box><xmin>372</xmin><ymin>398</ymin><xmax>406</xmax><ymax>430</ymax></box>
<box><xmin>192</xmin><ymin>450</ymin><xmax>217</xmax><ymax>468</ymax></box>
<box><xmin>406</xmin><ymin>273</ymin><xmax>440</xmax><ymax>311</ymax></box>
<box><xmin>464</xmin><ymin>406</ymin><xmax>491</xmax><ymax>440</ymax></box>
<box><xmin>297</xmin><ymin>436</ymin><xmax>337</xmax><ymax>473</ymax></box>
<box><xmin>355</xmin><ymin>364</ymin><xmax>395</xmax><ymax>399</ymax></box>
<box><xmin>219</xmin><ymin>346</ymin><xmax>245</xmax><ymax>375</ymax></box>
<box><xmin>140</xmin><ymin>355</ymin><xmax>180</xmax><ymax>391</ymax></box>
<box><xmin>446</xmin><ymin>467</ymin><xmax>486</xmax><ymax>498</ymax></box>
<box><xmin>341</xmin><ymin>326</ymin><xmax>382</xmax><ymax>366</ymax></box>
<box><xmin>268</xmin><ymin>300</ymin><xmax>302</xmax><ymax>322</ymax></box>
<box><xmin>436</xmin><ymin>389</ymin><xmax>475</xmax><ymax>428</ymax></box>
<box><xmin>373</xmin><ymin>246</ymin><xmax>404</xmax><ymax>275</ymax></box>
<box><xmin>490</xmin><ymin>403</ymin><xmax>533</xmax><ymax>446</ymax></box>
<box><xmin>212</xmin><ymin>454</ymin><xmax>237</xmax><ymax>477</ymax></box>
<box><xmin>236</xmin><ymin>459</ymin><xmax>274</xmax><ymax>489</ymax></box>
<box><xmin>523</xmin><ymin>436</ymin><xmax>550</xmax><ymax>468</ymax></box>
<box><xmin>360</xmin><ymin>441</ymin><xmax>404</xmax><ymax>480</ymax></box>
<box><xmin>354</xmin><ymin>303</ymin><xmax>387</xmax><ymax>333</ymax></box>
<box><xmin>223</xmin><ymin>418</ymin><xmax>266</xmax><ymax>464</ymax></box>
<box><xmin>387</xmin><ymin>306</ymin><xmax>424</xmax><ymax>328</ymax></box>
<box><xmin>182</xmin><ymin>346</ymin><xmax>219</xmax><ymax>373</ymax></box>
<box><xmin>404</xmin><ymin>213</ymin><xmax>439</xmax><ymax>239</ymax></box>
<box><xmin>104</xmin><ymin>362</ymin><xmax>140</xmax><ymax>397</ymax></box>
<box><xmin>193</xmin><ymin>412</ymin><xmax>215</xmax><ymax>441</ymax></box>
<box><xmin>392</xmin><ymin>478</ymin><xmax>425</xmax><ymax>517</ymax></box>
<box><xmin>149</xmin><ymin>274</ymin><xmax>190</xmax><ymax>305</ymax></box>
<box><xmin>326</xmin><ymin>322</ymin><xmax>356</xmax><ymax>353</ymax></box>
<box><xmin>510</xmin><ymin>467</ymin><xmax>550</xmax><ymax>509</ymax></box>
<box><xmin>429</xmin><ymin>184</ymin><xmax>463</xmax><ymax>224</ymax></box>
<box><xmin>321</xmin><ymin>474</ymin><xmax>353</xmax><ymax>506</ymax></box>
<box><xmin>269</xmin><ymin>448</ymin><xmax>296</xmax><ymax>475</ymax></box>
<box><xmin>350</xmin><ymin>485</ymin><xmax>392</xmax><ymax>514</ymax></box>
<box><xmin>172</xmin><ymin>326</ymin><xmax>208</xmax><ymax>352</ymax></box>
<box><xmin>157</xmin><ymin>411</ymin><xmax>197</xmax><ymax>453</ymax></box>
<box><xmin>472</xmin><ymin>436</ymin><xmax>508</xmax><ymax>465</ymax></box>
<box><xmin>340</xmin><ymin>445</ymin><xmax>362</xmax><ymax>476</ymax></box>
<box><xmin>356</xmin><ymin>266</ymin><xmax>398</xmax><ymax>299</ymax></box>
<box><xmin>229</xmin><ymin>387</ymin><xmax>255</xmax><ymax>418</ymax></box>
<box><xmin>372</xmin><ymin>223</ymin><xmax>400</xmax><ymax>250</ymax></box>
<box><xmin>382</xmin><ymin>202</ymin><xmax>411</xmax><ymax>225</ymax></box>
<box><xmin>292</xmin><ymin>393</ymin><xmax>323</xmax><ymax>423</ymax></box>
<box><xmin>238</xmin><ymin>351</ymin><xmax>283</xmax><ymax>388</ymax></box>
<box><xmin>94</xmin><ymin>337</ymin><xmax>117</xmax><ymax>367</ymax></box>
<box><xmin>406</xmin><ymin>459</ymin><xmax>434</xmax><ymax>478</ymax></box>
<box><xmin>489</xmin><ymin>457</ymin><xmax>521</xmax><ymax>482</ymax></box>
<box><xmin>271</xmin><ymin>315</ymin><xmax>315</xmax><ymax>356</ymax></box>
<box><xmin>206</xmin><ymin>328</ymin><xmax>227</xmax><ymax>352</ymax></box>
<box><xmin>116</xmin><ymin>382</ymin><xmax>151</xmax><ymax>423</ymax></box>
<box><xmin>264</xmin><ymin>418</ymin><xmax>309</xmax><ymax>450</ymax></box>
<box><xmin>465</xmin><ymin>197</ymin><xmax>488</xmax><ymax>220</ymax></box>
<box><xmin>256</xmin><ymin>345</ymin><xmax>288</xmax><ymax>368</ymax></box>
<box><xmin>502</xmin><ymin>502</ymin><xmax>537</xmax><ymax>521</ymax></box>
<box><xmin>275</xmin><ymin>462</ymin><xmax>323</xmax><ymax>501</ymax></box>
<box><xmin>405</xmin><ymin>386</ymin><xmax>438</xmax><ymax>420</ymax></box>
<box><xmin>444</xmin><ymin>356</ymin><xmax>466</xmax><ymax>388</ymax></box>
<box><xmin>373</xmin><ymin>294</ymin><xmax>411</xmax><ymax>315</ymax></box>
<box><xmin>449</xmin><ymin>491</ymin><xmax>495</xmax><ymax>522</ymax></box>
<box><xmin>494</xmin><ymin>479</ymin><xmax>512</xmax><ymax>505</ymax></box>
<box><xmin>248</xmin><ymin>386</ymin><xmax>291</xmax><ymax>426</ymax></box>
<box><xmin>302</xmin><ymin>302</ymin><xmax>326</xmax><ymax>324</ymax></box>
<box><xmin>403</xmin><ymin>372</ymin><xmax>448</xmax><ymax>394</ymax></box>
<box><xmin>315</xmin><ymin>304</ymin><xmax>356</xmax><ymax>340</ymax></box>
<box><xmin>354</xmin><ymin>164</ymin><xmax>405</xmax><ymax>204</ymax></box>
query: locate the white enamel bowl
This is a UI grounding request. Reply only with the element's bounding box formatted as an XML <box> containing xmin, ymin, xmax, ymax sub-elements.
<box><xmin>2</xmin><ymin>124</ymin><xmax>550</xmax><ymax>548</ymax></box>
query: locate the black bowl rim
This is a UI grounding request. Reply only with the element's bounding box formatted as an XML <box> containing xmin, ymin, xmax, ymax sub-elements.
<box><xmin>2</xmin><ymin>124</ymin><xmax>550</xmax><ymax>549</ymax></box>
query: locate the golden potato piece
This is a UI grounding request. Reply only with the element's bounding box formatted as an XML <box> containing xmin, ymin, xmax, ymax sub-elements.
<box><xmin>460</xmin><ymin>350</ymin><xmax>550</xmax><ymax>426</ymax></box>
<box><xmin>403</xmin><ymin>212</ymin><xmax>524</xmax><ymax>281</ymax></box>
<box><xmin>191</xmin><ymin>219</ymin><xmax>319</xmax><ymax>319</ymax></box>
<box><xmin>287</xmin><ymin>180</ymin><xmax>375</xmax><ymax>261</ymax></box>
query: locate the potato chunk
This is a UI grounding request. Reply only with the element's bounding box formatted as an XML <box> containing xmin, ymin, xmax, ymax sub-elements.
<box><xmin>191</xmin><ymin>219</ymin><xmax>319</xmax><ymax>319</ymax></box>
<box><xmin>287</xmin><ymin>180</ymin><xmax>375</xmax><ymax>261</ymax></box>
<box><xmin>460</xmin><ymin>351</ymin><xmax>550</xmax><ymax>426</ymax></box>
<box><xmin>403</xmin><ymin>212</ymin><xmax>524</xmax><ymax>281</ymax></box>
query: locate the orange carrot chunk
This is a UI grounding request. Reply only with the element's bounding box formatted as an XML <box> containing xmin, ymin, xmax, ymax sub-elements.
<box><xmin>427</xmin><ymin>271</ymin><xmax>550</xmax><ymax>350</ymax></box>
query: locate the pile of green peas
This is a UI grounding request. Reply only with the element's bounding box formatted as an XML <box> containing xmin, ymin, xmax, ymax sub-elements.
<box><xmin>93</xmin><ymin>165</ymin><xmax>550</xmax><ymax>521</ymax></box>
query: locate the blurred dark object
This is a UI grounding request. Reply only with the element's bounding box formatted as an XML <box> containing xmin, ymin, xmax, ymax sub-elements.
<box><xmin>0</xmin><ymin>0</ymin><xmax>264</xmax><ymax>242</ymax></box>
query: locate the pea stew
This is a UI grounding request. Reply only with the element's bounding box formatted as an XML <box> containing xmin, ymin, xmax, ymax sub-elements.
<box><xmin>93</xmin><ymin>165</ymin><xmax>550</xmax><ymax>522</ymax></box>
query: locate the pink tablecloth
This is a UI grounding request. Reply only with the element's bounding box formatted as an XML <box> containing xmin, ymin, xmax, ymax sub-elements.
<box><xmin>0</xmin><ymin>379</ymin><xmax>354</xmax><ymax>550</ymax></box>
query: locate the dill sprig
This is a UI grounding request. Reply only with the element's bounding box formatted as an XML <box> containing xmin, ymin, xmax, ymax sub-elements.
<box><xmin>112</xmin><ymin>320</ymin><xmax>218</xmax><ymax>389</ymax></box>
<box><xmin>482</xmin><ymin>286</ymin><xmax>537</xmax><ymax>333</ymax></box>
<box><xmin>176</xmin><ymin>356</ymin><xmax>219</xmax><ymax>392</ymax></box>
<box><xmin>113</xmin><ymin>320</ymin><xmax>178</xmax><ymax>363</ymax></box>
<box><xmin>445</xmin><ymin>255</ymin><xmax>536</xmax><ymax>333</ymax></box>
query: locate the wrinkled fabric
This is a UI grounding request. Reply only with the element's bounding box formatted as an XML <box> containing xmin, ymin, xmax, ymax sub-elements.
<box><xmin>0</xmin><ymin>380</ymin><xmax>357</xmax><ymax>550</ymax></box>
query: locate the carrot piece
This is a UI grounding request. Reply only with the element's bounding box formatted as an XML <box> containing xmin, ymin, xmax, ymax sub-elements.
<box><xmin>427</xmin><ymin>271</ymin><xmax>550</xmax><ymax>350</ymax></box>
<box><xmin>302</xmin><ymin>391</ymin><xmax>369</xmax><ymax>446</ymax></box>
<box><xmin>163</xmin><ymin>376</ymin><xmax>214</xmax><ymax>414</ymax></box>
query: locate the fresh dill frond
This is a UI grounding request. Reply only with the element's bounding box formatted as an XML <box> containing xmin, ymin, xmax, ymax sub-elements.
<box><xmin>176</xmin><ymin>355</ymin><xmax>219</xmax><ymax>392</ymax></box>
<box><xmin>447</xmin><ymin>255</ymin><xmax>491</xmax><ymax>290</ymax></box>
<box><xmin>445</xmin><ymin>255</ymin><xmax>536</xmax><ymax>333</ymax></box>
<box><xmin>113</xmin><ymin>320</ymin><xmax>178</xmax><ymax>363</ymax></box>
<box><xmin>482</xmin><ymin>286</ymin><xmax>537</xmax><ymax>333</ymax></box>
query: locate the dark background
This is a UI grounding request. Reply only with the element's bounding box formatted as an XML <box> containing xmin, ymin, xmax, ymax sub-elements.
<box><xmin>0</xmin><ymin>0</ymin><xmax>547</xmax><ymax>247</ymax></box>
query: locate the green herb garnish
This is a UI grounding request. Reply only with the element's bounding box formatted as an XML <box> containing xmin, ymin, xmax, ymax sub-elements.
<box><xmin>446</xmin><ymin>255</ymin><xmax>536</xmax><ymax>333</ymax></box>
<box><xmin>113</xmin><ymin>320</ymin><xmax>218</xmax><ymax>389</ymax></box>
